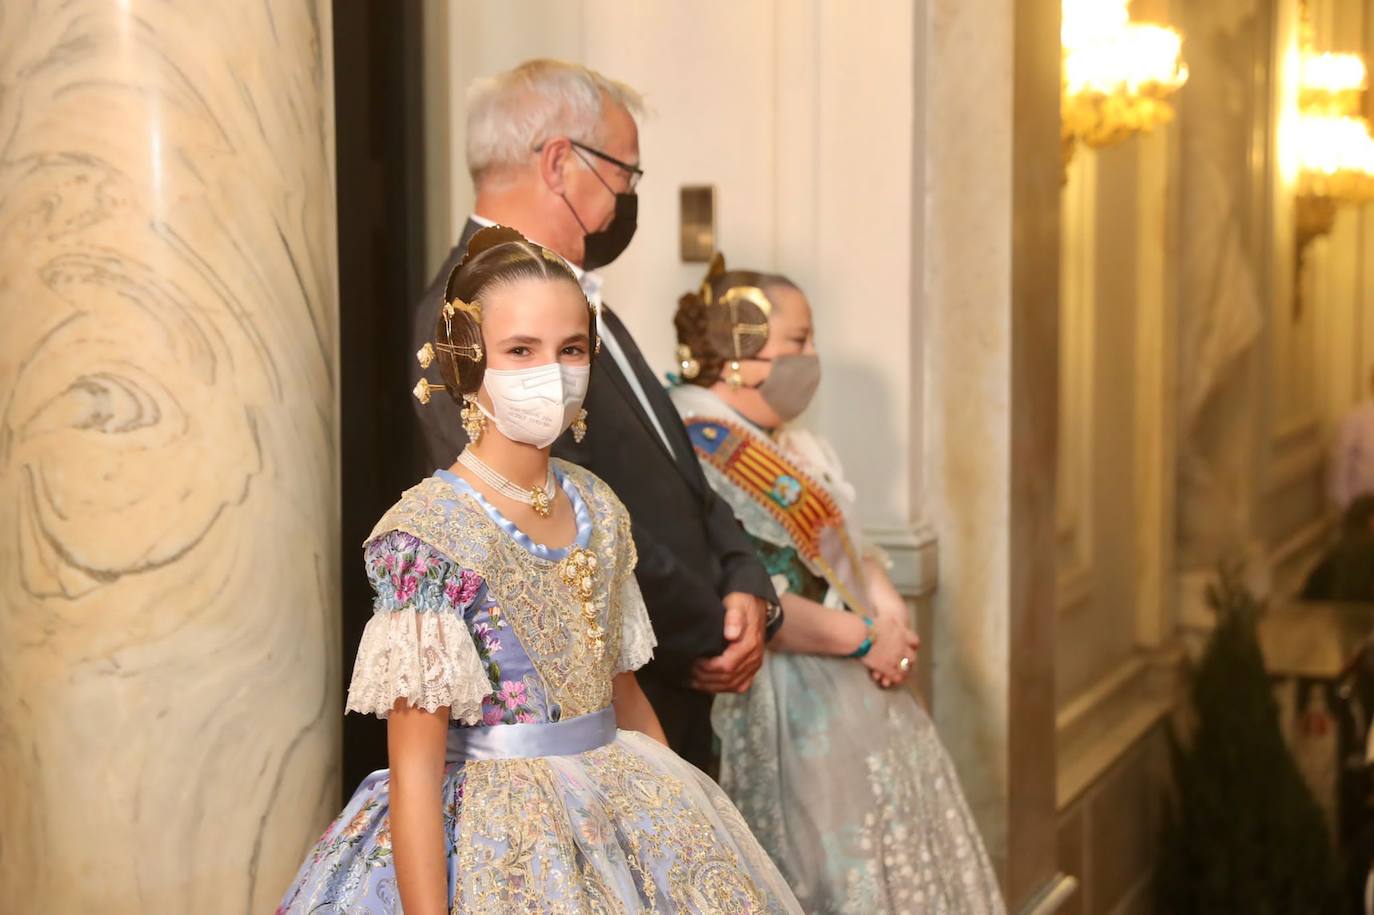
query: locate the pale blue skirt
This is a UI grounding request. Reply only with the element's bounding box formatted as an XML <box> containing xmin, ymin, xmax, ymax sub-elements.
<box><xmin>278</xmin><ymin>708</ymin><xmax>801</xmax><ymax>914</ymax></box>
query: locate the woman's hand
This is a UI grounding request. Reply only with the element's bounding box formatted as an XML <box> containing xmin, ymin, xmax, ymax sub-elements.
<box><xmin>870</xmin><ymin>589</ymin><xmax>912</xmax><ymax>626</ymax></box>
<box><xmin>865</xmin><ymin>559</ymin><xmax>914</xmax><ymax>626</ymax></box>
<box><xmin>860</xmin><ymin>615</ymin><xmax>921</xmax><ymax>688</ymax></box>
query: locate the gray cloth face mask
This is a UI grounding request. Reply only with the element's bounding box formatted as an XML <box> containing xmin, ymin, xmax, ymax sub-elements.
<box><xmin>751</xmin><ymin>353</ymin><xmax>821</xmax><ymax>422</ymax></box>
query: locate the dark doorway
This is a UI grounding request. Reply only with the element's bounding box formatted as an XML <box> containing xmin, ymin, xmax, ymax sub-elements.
<box><xmin>332</xmin><ymin>0</ymin><xmax>428</xmax><ymax>798</ymax></box>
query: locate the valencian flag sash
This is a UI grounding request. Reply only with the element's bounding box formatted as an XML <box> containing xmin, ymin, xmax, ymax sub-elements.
<box><xmin>685</xmin><ymin>416</ymin><xmax>869</xmax><ymax>614</ymax></box>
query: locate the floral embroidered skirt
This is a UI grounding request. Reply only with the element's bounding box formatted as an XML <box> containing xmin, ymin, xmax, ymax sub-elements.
<box><xmin>714</xmin><ymin>653</ymin><xmax>1006</xmax><ymax>915</ymax></box>
<box><xmin>277</xmin><ymin>728</ymin><xmax>801</xmax><ymax>914</ymax></box>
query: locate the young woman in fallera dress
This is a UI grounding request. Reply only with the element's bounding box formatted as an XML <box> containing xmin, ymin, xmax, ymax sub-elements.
<box><xmin>667</xmin><ymin>255</ymin><xmax>1005</xmax><ymax>915</ymax></box>
<box><xmin>277</xmin><ymin>228</ymin><xmax>800</xmax><ymax>914</ymax></box>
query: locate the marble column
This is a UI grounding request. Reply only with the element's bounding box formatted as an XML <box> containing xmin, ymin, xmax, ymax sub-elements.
<box><xmin>922</xmin><ymin>0</ymin><xmax>1069</xmax><ymax>909</ymax></box>
<box><xmin>1174</xmin><ymin>0</ymin><xmax>1268</xmax><ymax>582</ymax></box>
<box><xmin>0</xmin><ymin>3</ymin><xmax>339</xmax><ymax>912</ymax></box>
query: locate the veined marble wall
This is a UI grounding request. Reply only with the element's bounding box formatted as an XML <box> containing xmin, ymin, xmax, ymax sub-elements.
<box><xmin>0</xmin><ymin>3</ymin><xmax>339</xmax><ymax>912</ymax></box>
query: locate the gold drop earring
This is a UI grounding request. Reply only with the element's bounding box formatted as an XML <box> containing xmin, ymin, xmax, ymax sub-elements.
<box><xmin>676</xmin><ymin>345</ymin><xmax>700</xmax><ymax>381</ymax></box>
<box><xmin>461</xmin><ymin>394</ymin><xmax>486</xmax><ymax>444</ymax></box>
<box><xmin>571</xmin><ymin>408</ymin><xmax>589</xmax><ymax>443</ymax></box>
<box><xmin>727</xmin><ymin>360</ymin><xmax>744</xmax><ymax>389</ymax></box>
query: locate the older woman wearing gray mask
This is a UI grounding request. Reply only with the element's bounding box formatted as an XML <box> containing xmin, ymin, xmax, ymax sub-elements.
<box><xmin>668</xmin><ymin>255</ymin><xmax>1004</xmax><ymax>915</ymax></box>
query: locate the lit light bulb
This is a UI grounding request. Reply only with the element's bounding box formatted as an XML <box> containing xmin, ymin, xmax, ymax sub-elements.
<box><xmin>1061</xmin><ymin>0</ymin><xmax>1189</xmax><ymax>157</ymax></box>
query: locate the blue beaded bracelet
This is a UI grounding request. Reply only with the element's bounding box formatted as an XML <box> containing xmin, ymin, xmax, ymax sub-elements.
<box><xmin>849</xmin><ymin>616</ymin><xmax>876</xmax><ymax>658</ymax></box>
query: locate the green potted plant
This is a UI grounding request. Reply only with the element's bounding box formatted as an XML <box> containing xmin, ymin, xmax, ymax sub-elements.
<box><xmin>1156</xmin><ymin>563</ymin><xmax>1346</xmax><ymax>914</ymax></box>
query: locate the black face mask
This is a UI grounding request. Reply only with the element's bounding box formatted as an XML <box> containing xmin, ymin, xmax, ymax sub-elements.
<box><xmin>562</xmin><ymin>145</ymin><xmax>639</xmax><ymax>270</ymax></box>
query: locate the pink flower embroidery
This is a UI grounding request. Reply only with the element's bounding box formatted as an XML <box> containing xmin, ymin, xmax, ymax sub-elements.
<box><xmin>457</xmin><ymin>569</ymin><xmax>483</xmax><ymax>604</ymax></box>
<box><xmin>481</xmin><ymin>707</ymin><xmax>504</xmax><ymax>726</ymax></box>
<box><xmin>412</xmin><ymin>553</ymin><xmax>430</xmax><ymax>575</ymax></box>
<box><xmin>516</xmin><ymin>711</ymin><xmax>536</xmax><ymax>724</ymax></box>
<box><xmin>382</xmin><ymin>553</ymin><xmax>397</xmax><ymax>571</ymax></box>
<box><xmin>497</xmin><ymin>680</ymin><xmax>527</xmax><ymax>708</ymax></box>
<box><xmin>394</xmin><ymin>575</ymin><xmax>419</xmax><ymax>604</ymax></box>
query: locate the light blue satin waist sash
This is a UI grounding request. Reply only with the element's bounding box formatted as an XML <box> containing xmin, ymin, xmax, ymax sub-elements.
<box><xmin>445</xmin><ymin>707</ymin><xmax>617</xmax><ymax>763</ymax></box>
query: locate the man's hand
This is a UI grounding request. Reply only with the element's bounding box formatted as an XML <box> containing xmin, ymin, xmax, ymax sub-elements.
<box><xmin>689</xmin><ymin>592</ymin><xmax>766</xmax><ymax>694</ymax></box>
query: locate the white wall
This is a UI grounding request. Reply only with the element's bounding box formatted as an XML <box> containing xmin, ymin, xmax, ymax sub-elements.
<box><xmin>421</xmin><ymin>0</ymin><xmax>923</xmax><ymax>535</ymax></box>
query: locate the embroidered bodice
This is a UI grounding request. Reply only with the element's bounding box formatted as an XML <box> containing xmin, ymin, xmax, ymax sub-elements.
<box><xmin>345</xmin><ymin>459</ymin><xmax>656</xmax><ymax>726</ymax></box>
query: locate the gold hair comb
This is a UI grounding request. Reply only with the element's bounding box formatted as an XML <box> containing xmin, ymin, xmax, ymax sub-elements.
<box><xmin>413</xmin><ymin>378</ymin><xmax>445</xmax><ymax>404</ymax></box>
<box><xmin>435</xmin><ymin>340</ymin><xmax>484</xmax><ymax>362</ymax></box>
<box><xmin>701</xmin><ymin>252</ymin><xmax>727</xmax><ymax>304</ymax></box>
<box><xmin>445</xmin><ymin>297</ymin><xmax>482</xmax><ymax>321</ymax></box>
<box><xmin>719</xmin><ymin>285</ymin><xmax>772</xmax><ymax>356</ymax></box>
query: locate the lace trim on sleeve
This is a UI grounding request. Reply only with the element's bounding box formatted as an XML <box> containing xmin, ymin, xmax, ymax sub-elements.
<box><xmin>345</xmin><ymin>607</ymin><xmax>492</xmax><ymax>723</ymax></box>
<box><xmin>616</xmin><ymin>573</ymin><xmax>658</xmax><ymax>674</ymax></box>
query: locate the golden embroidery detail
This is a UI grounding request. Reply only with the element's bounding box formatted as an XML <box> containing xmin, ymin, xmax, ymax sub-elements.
<box><xmin>582</xmin><ymin>742</ymin><xmax>768</xmax><ymax>913</ymax></box>
<box><xmin>558</xmin><ymin>546</ymin><xmax>605</xmax><ymax>659</ymax></box>
<box><xmin>366</xmin><ymin>462</ymin><xmax>633</xmax><ymax>719</ymax></box>
<box><xmin>455</xmin><ymin>759</ymin><xmax>621</xmax><ymax>914</ymax></box>
<box><xmin>452</xmin><ymin>745</ymin><xmax>771</xmax><ymax>914</ymax></box>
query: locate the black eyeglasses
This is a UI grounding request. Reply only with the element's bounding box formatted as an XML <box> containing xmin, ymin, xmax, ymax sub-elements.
<box><xmin>534</xmin><ymin>138</ymin><xmax>643</xmax><ymax>192</ymax></box>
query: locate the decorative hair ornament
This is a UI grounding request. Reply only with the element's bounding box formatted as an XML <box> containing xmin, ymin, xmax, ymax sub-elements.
<box><xmin>446</xmin><ymin>297</ymin><xmax>483</xmax><ymax>322</ymax></box>
<box><xmin>413</xmin><ymin>378</ymin><xmax>445</xmax><ymax>404</ymax></box>
<box><xmin>416</xmin><ymin>225</ymin><xmax>599</xmax><ymax>409</ymax></box>
<box><xmin>726</xmin><ymin>360</ymin><xmax>744</xmax><ymax>389</ymax></box>
<box><xmin>718</xmin><ymin>285</ymin><xmax>772</xmax><ymax>359</ymax></box>
<box><xmin>415</xmin><ymin>295</ymin><xmax>486</xmax><ymax>407</ymax></box>
<box><xmin>700</xmin><ymin>251</ymin><xmax>726</xmax><ymax>305</ymax></box>
<box><xmin>676</xmin><ymin>344</ymin><xmax>701</xmax><ymax>380</ymax></box>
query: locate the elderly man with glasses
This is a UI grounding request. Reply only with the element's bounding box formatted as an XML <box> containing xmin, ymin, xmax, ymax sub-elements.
<box><xmin>408</xmin><ymin>59</ymin><xmax>781</xmax><ymax>771</ymax></box>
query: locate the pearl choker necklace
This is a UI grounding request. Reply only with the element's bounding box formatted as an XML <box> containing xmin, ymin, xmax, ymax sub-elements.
<box><xmin>456</xmin><ymin>449</ymin><xmax>557</xmax><ymax>518</ymax></box>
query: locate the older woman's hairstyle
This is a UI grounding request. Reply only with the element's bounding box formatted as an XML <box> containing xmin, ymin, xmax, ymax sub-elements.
<box><xmin>673</xmin><ymin>254</ymin><xmax>797</xmax><ymax>388</ymax></box>
<box><xmin>465</xmin><ymin>59</ymin><xmax>645</xmax><ymax>187</ymax></box>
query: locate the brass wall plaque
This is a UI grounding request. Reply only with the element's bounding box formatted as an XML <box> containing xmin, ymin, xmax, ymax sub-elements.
<box><xmin>679</xmin><ymin>185</ymin><xmax>716</xmax><ymax>262</ymax></box>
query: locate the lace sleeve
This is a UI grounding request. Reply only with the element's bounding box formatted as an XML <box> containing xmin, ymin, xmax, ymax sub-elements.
<box><xmin>614</xmin><ymin>536</ymin><xmax>657</xmax><ymax>674</ymax></box>
<box><xmin>345</xmin><ymin>531</ymin><xmax>493</xmax><ymax>723</ymax></box>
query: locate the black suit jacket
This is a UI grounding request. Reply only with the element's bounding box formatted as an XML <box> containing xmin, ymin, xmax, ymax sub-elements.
<box><xmin>411</xmin><ymin>219</ymin><xmax>777</xmax><ymax>765</ymax></box>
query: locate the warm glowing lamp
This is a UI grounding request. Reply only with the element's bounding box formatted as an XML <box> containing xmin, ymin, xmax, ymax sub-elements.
<box><xmin>1293</xmin><ymin>12</ymin><xmax>1374</xmax><ymax>282</ymax></box>
<box><xmin>1061</xmin><ymin>0</ymin><xmax>1189</xmax><ymax>167</ymax></box>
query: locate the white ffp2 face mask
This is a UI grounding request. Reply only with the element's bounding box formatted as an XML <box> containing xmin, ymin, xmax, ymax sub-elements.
<box><xmin>478</xmin><ymin>362</ymin><xmax>591</xmax><ymax>449</ymax></box>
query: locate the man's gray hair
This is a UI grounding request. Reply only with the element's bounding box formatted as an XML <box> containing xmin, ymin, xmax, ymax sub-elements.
<box><xmin>466</xmin><ymin>59</ymin><xmax>645</xmax><ymax>187</ymax></box>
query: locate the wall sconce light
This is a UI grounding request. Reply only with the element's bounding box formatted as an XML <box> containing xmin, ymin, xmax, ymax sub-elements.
<box><xmin>1295</xmin><ymin>49</ymin><xmax>1374</xmax><ymax>250</ymax></box>
<box><xmin>1293</xmin><ymin>7</ymin><xmax>1374</xmax><ymax>314</ymax></box>
<box><xmin>1060</xmin><ymin>0</ymin><xmax>1189</xmax><ymax>169</ymax></box>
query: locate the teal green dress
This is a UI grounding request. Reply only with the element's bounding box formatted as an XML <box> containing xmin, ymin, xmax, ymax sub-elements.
<box><xmin>670</xmin><ymin>384</ymin><xmax>1005</xmax><ymax>915</ymax></box>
